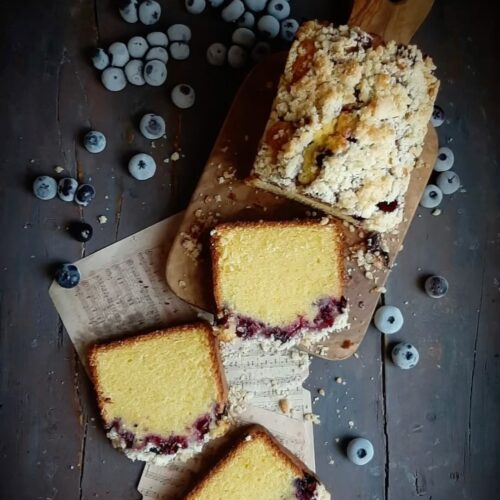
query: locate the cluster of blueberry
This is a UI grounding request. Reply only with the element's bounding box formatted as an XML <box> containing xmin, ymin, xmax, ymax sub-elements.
<box><xmin>420</xmin><ymin>105</ymin><xmax>461</xmax><ymax>209</ymax></box>
<box><xmin>92</xmin><ymin>25</ymin><xmax>192</xmax><ymax>90</ymax></box>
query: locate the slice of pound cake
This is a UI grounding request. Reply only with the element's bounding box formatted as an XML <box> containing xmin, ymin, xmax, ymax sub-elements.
<box><xmin>210</xmin><ymin>220</ymin><xmax>348</xmax><ymax>346</ymax></box>
<box><xmin>249</xmin><ymin>20</ymin><xmax>439</xmax><ymax>233</ymax></box>
<box><xmin>185</xmin><ymin>425</ymin><xmax>331</xmax><ymax>500</ymax></box>
<box><xmin>88</xmin><ymin>323</ymin><xmax>228</xmax><ymax>465</ymax></box>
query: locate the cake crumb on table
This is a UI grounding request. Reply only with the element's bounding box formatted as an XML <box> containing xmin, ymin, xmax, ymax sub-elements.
<box><xmin>304</xmin><ymin>413</ymin><xmax>321</xmax><ymax>425</ymax></box>
<box><xmin>279</xmin><ymin>399</ymin><xmax>291</xmax><ymax>414</ymax></box>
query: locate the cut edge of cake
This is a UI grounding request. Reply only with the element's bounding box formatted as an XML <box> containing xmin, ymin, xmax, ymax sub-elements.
<box><xmin>88</xmin><ymin>323</ymin><xmax>230</xmax><ymax>465</ymax></box>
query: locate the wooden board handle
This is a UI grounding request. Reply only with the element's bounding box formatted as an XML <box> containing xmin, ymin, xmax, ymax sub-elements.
<box><xmin>348</xmin><ymin>0</ymin><xmax>434</xmax><ymax>44</ymax></box>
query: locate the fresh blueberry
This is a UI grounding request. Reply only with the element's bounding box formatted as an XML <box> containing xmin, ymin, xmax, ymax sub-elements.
<box><xmin>69</xmin><ymin>221</ymin><xmax>93</xmax><ymax>242</ymax></box>
<box><xmin>124</xmin><ymin>59</ymin><xmax>145</xmax><ymax>86</ymax></box>
<box><xmin>128</xmin><ymin>153</ymin><xmax>157</xmax><ymax>180</ymax></box>
<box><xmin>420</xmin><ymin>184</ymin><xmax>443</xmax><ymax>208</ymax></box>
<box><xmin>221</xmin><ymin>0</ymin><xmax>245</xmax><ymax>22</ymax></box>
<box><xmin>146</xmin><ymin>31</ymin><xmax>168</xmax><ymax>47</ymax></box>
<box><xmin>167</xmin><ymin>24</ymin><xmax>191</xmax><ymax>43</ymax></box>
<box><xmin>185</xmin><ymin>0</ymin><xmax>206</xmax><ymax>14</ymax></box>
<box><xmin>119</xmin><ymin>0</ymin><xmax>139</xmax><ymax>23</ymax></box>
<box><xmin>373</xmin><ymin>305</ymin><xmax>404</xmax><ymax>334</ymax></box>
<box><xmin>257</xmin><ymin>14</ymin><xmax>280</xmax><ymax>38</ymax></box>
<box><xmin>171</xmin><ymin>84</ymin><xmax>196</xmax><ymax>109</ymax></box>
<box><xmin>436</xmin><ymin>170</ymin><xmax>460</xmax><ymax>195</ymax></box>
<box><xmin>267</xmin><ymin>0</ymin><xmax>290</xmax><ymax>20</ymax></box>
<box><xmin>347</xmin><ymin>438</ymin><xmax>374</xmax><ymax>466</ymax></box>
<box><xmin>127</xmin><ymin>36</ymin><xmax>149</xmax><ymax>58</ymax></box>
<box><xmin>227</xmin><ymin>45</ymin><xmax>247</xmax><ymax>68</ymax></box>
<box><xmin>83</xmin><ymin>131</ymin><xmax>106</xmax><ymax>153</ymax></box>
<box><xmin>207</xmin><ymin>42</ymin><xmax>227</xmax><ymax>66</ymax></box>
<box><xmin>251</xmin><ymin>41</ymin><xmax>271</xmax><ymax>62</ymax></box>
<box><xmin>208</xmin><ymin>0</ymin><xmax>224</xmax><ymax>6</ymax></box>
<box><xmin>243</xmin><ymin>0</ymin><xmax>267</xmax><ymax>12</ymax></box>
<box><xmin>280</xmin><ymin>18</ymin><xmax>299</xmax><ymax>42</ymax></box>
<box><xmin>392</xmin><ymin>343</ymin><xmax>419</xmax><ymax>370</ymax></box>
<box><xmin>169</xmin><ymin>42</ymin><xmax>190</xmax><ymax>60</ymax></box>
<box><xmin>57</xmin><ymin>177</ymin><xmax>78</xmax><ymax>202</ymax></box>
<box><xmin>237</xmin><ymin>11</ymin><xmax>255</xmax><ymax>28</ymax></box>
<box><xmin>139</xmin><ymin>113</ymin><xmax>166</xmax><ymax>140</ymax></box>
<box><xmin>101</xmin><ymin>67</ymin><xmax>127</xmax><ymax>91</ymax></box>
<box><xmin>145</xmin><ymin>46</ymin><xmax>169</xmax><ymax>63</ymax></box>
<box><xmin>143</xmin><ymin>60</ymin><xmax>167</xmax><ymax>86</ymax></box>
<box><xmin>431</xmin><ymin>105</ymin><xmax>445</xmax><ymax>127</ymax></box>
<box><xmin>425</xmin><ymin>275</ymin><xmax>449</xmax><ymax>299</ymax></box>
<box><xmin>75</xmin><ymin>184</ymin><xmax>96</xmax><ymax>207</ymax></box>
<box><xmin>55</xmin><ymin>263</ymin><xmax>81</xmax><ymax>289</ymax></box>
<box><xmin>33</xmin><ymin>176</ymin><xmax>57</xmax><ymax>200</ymax></box>
<box><xmin>139</xmin><ymin>0</ymin><xmax>161</xmax><ymax>25</ymax></box>
<box><xmin>91</xmin><ymin>48</ymin><xmax>110</xmax><ymax>70</ymax></box>
<box><xmin>108</xmin><ymin>42</ymin><xmax>130</xmax><ymax>67</ymax></box>
<box><xmin>434</xmin><ymin>147</ymin><xmax>454</xmax><ymax>172</ymax></box>
<box><xmin>232</xmin><ymin>27</ymin><xmax>256</xmax><ymax>48</ymax></box>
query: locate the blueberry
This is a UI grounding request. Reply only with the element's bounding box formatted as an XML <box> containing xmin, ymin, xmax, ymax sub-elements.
<box><xmin>167</xmin><ymin>24</ymin><xmax>191</xmax><ymax>43</ymax></box>
<box><xmin>139</xmin><ymin>113</ymin><xmax>166</xmax><ymax>140</ymax></box>
<box><xmin>169</xmin><ymin>42</ymin><xmax>190</xmax><ymax>61</ymax></box>
<box><xmin>347</xmin><ymin>438</ymin><xmax>374</xmax><ymax>466</ymax></box>
<box><xmin>55</xmin><ymin>263</ymin><xmax>81</xmax><ymax>289</ymax></box>
<box><xmin>434</xmin><ymin>147</ymin><xmax>454</xmax><ymax>172</ymax></box>
<box><xmin>431</xmin><ymin>105</ymin><xmax>445</xmax><ymax>127</ymax></box>
<box><xmin>251</xmin><ymin>41</ymin><xmax>271</xmax><ymax>62</ymax></box>
<box><xmin>83</xmin><ymin>131</ymin><xmax>106</xmax><ymax>153</ymax></box>
<box><xmin>171</xmin><ymin>84</ymin><xmax>195</xmax><ymax>109</ymax></box>
<box><xmin>425</xmin><ymin>275</ymin><xmax>449</xmax><ymax>299</ymax></box>
<box><xmin>280</xmin><ymin>18</ymin><xmax>299</xmax><ymax>42</ymax></box>
<box><xmin>119</xmin><ymin>0</ymin><xmax>139</xmax><ymax>23</ymax></box>
<box><xmin>267</xmin><ymin>0</ymin><xmax>290</xmax><ymax>20</ymax></box>
<box><xmin>257</xmin><ymin>14</ymin><xmax>280</xmax><ymax>38</ymax></box>
<box><xmin>237</xmin><ymin>11</ymin><xmax>255</xmax><ymax>28</ymax></box>
<box><xmin>143</xmin><ymin>60</ymin><xmax>167</xmax><ymax>86</ymax></box>
<box><xmin>57</xmin><ymin>177</ymin><xmax>78</xmax><ymax>202</ymax></box>
<box><xmin>221</xmin><ymin>0</ymin><xmax>245</xmax><ymax>22</ymax></box>
<box><xmin>145</xmin><ymin>46</ymin><xmax>169</xmax><ymax>63</ymax></box>
<box><xmin>108</xmin><ymin>42</ymin><xmax>130</xmax><ymax>67</ymax></box>
<box><xmin>185</xmin><ymin>0</ymin><xmax>206</xmax><ymax>14</ymax></box>
<box><xmin>70</xmin><ymin>221</ymin><xmax>93</xmax><ymax>242</ymax></box>
<box><xmin>125</xmin><ymin>59</ymin><xmax>145</xmax><ymax>86</ymax></box>
<box><xmin>373</xmin><ymin>305</ymin><xmax>404</xmax><ymax>334</ymax></box>
<box><xmin>232</xmin><ymin>27</ymin><xmax>256</xmax><ymax>48</ymax></box>
<box><xmin>33</xmin><ymin>176</ymin><xmax>57</xmax><ymax>200</ymax></box>
<box><xmin>392</xmin><ymin>342</ymin><xmax>419</xmax><ymax>370</ymax></box>
<box><xmin>146</xmin><ymin>31</ymin><xmax>168</xmax><ymax>47</ymax></box>
<box><xmin>91</xmin><ymin>48</ymin><xmax>110</xmax><ymax>70</ymax></box>
<box><xmin>420</xmin><ymin>184</ymin><xmax>443</xmax><ymax>208</ymax></box>
<box><xmin>139</xmin><ymin>0</ymin><xmax>161</xmax><ymax>25</ymax></box>
<box><xmin>128</xmin><ymin>153</ymin><xmax>157</xmax><ymax>180</ymax></box>
<box><xmin>436</xmin><ymin>170</ymin><xmax>460</xmax><ymax>195</ymax></box>
<box><xmin>243</xmin><ymin>0</ymin><xmax>267</xmax><ymax>12</ymax></box>
<box><xmin>227</xmin><ymin>45</ymin><xmax>247</xmax><ymax>68</ymax></box>
<box><xmin>208</xmin><ymin>0</ymin><xmax>224</xmax><ymax>6</ymax></box>
<box><xmin>75</xmin><ymin>184</ymin><xmax>96</xmax><ymax>206</ymax></box>
<box><xmin>207</xmin><ymin>43</ymin><xmax>227</xmax><ymax>66</ymax></box>
<box><xmin>101</xmin><ymin>67</ymin><xmax>127</xmax><ymax>91</ymax></box>
<box><xmin>127</xmin><ymin>36</ymin><xmax>149</xmax><ymax>58</ymax></box>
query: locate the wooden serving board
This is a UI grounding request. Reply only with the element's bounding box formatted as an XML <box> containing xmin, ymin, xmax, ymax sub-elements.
<box><xmin>166</xmin><ymin>0</ymin><xmax>437</xmax><ymax>360</ymax></box>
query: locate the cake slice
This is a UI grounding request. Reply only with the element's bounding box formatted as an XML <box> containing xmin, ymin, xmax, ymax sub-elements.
<box><xmin>88</xmin><ymin>323</ymin><xmax>228</xmax><ymax>465</ymax></box>
<box><xmin>249</xmin><ymin>21</ymin><xmax>439</xmax><ymax>233</ymax></box>
<box><xmin>210</xmin><ymin>220</ymin><xmax>348</xmax><ymax>346</ymax></box>
<box><xmin>185</xmin><ymin>425</ymin><xmax>330</xmax><ymax>500</ymax></box>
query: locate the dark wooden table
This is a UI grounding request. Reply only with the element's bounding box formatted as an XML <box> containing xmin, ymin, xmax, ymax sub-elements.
<box><xmin>1</xmin><ymin>1</ymin><xmax>498</xmax><ymax>499</ymax></box>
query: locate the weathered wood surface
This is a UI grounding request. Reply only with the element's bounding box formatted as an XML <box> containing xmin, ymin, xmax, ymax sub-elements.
<box><xmin>0</xmin><ymin>1</ymin><xmax>498</xmax><ymax>499</ymax></box>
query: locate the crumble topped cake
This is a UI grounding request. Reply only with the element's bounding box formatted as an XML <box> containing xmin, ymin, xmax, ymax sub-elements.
<box><xmin>210</xmin><ymin>220</ymin><xmax>348</xmax><ymax>347</ymax></box>
<box><xmin>250</xmin><ymin>21</ymin><xmax>440</xmax><ymax>233</ymax></box>
<box><xmin>185</xmin><ymin>425</ymin><xmax>330</xmax><ymax>500</ymax></box>
<box><xmin>88</xmin><ymin>323</ymin><xmax>228</xmax><ymax>465</ymax></box>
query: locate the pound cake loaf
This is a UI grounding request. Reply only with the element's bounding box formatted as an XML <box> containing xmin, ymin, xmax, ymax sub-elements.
<box><xmin>88</xmin><ymin>323</ymin><xmax>228</xmax><ymax>465</ymax></box>
<box><xmin>185</xmin><ymin>425</ymin><xmax>330</xmax><ymax>500</ymax></box>
<box><xmin>210</xmin><ymin>220</ymin><xmax>348</xmax><ymax>346</ymax></box>
<box><xmin>249</xmin><ymin>21</ymin><xmax>440</xmax><ymax>233</ymax></box>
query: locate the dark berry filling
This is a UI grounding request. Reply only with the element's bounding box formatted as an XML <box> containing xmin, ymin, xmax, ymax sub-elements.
<box><xmin>294</xmin><ymin>474</ymin><xmax>319</xmax><ymax>500</ymax></box>
<box><xmin>377</xmin><ymin>200</ymin><xmax>399</xmax><ymax>213</ymax></box>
